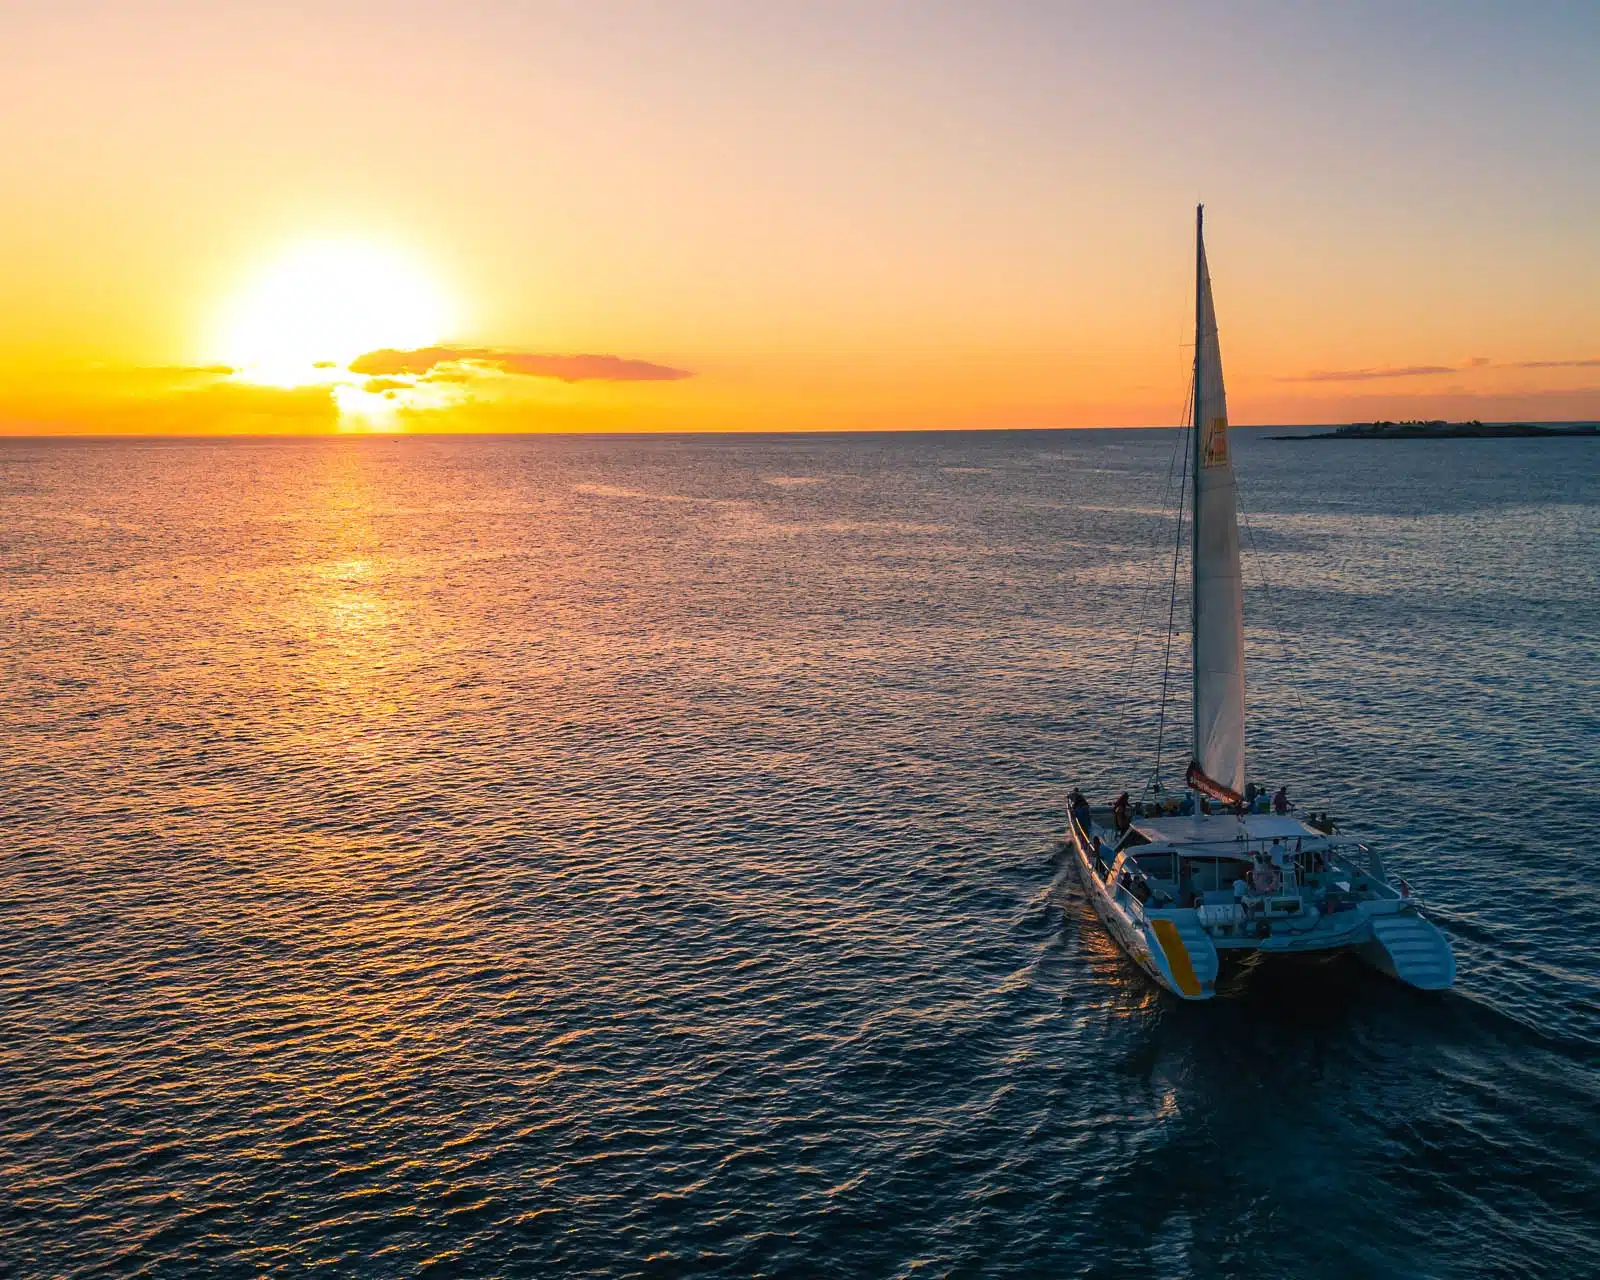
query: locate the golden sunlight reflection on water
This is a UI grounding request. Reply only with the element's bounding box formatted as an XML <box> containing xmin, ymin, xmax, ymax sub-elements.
<box><xmin>2</xmin><ymin>431</ymin><xmax>1596</xmax><ymax>1278</ymax></box>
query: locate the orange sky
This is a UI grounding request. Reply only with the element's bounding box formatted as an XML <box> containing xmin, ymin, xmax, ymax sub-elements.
<box><xmin>3</xmin><ymin>2</ymin><xmax>1597</xmax><ymax>434</ymax></box>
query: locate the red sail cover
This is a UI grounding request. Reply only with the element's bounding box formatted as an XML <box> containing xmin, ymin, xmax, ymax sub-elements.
<box><xmin>1186</xmin><ymin>760</ymin><xmax>1244</xmax><ymax>807</ymax></box>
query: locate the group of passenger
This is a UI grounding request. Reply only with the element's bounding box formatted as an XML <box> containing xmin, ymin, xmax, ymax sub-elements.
<box><xmin>1072</xmin><ymin>782</ymin><xmax>1302</xmax><ymax>830</ymax></box>
<box><xmin>1246</xmin><ymin>851</ymin><xmax>1283</xmax><ymax>895</ymax></box>
<box><xmin>1069</xmin><ymin>786</ymin><xmax>1140</xmax><ymax>836</ymax></box>
<box><xmin>1236</xmin><ymin>836</ymin><xmax>1330</xmax><ymax>899</ymax></box>
<box><xmin>1068</xmin><ymin>778</ymin><xmax>1349</xmax><ymax>916</ymax></box>
<box><xmin>1242</xmin><ymin>783</ymin><xmax>1292</xmax><ymax>815</ymax></box>
<box><xmin>1072</xmin><ymin>782</ymin><xmax>1335</xmax><ymax>893</ymax></box>
<box><xmin>1122</xmin><ymin>866</ymin><xmax>1154</xmax><ymax>905</ymax></box>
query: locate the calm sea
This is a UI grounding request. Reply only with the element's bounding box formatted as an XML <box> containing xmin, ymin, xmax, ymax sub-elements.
<box><xmin>2</xmin><ymin>429</ymin><xmax>1596</xmax><ymax>1279</ymax></box>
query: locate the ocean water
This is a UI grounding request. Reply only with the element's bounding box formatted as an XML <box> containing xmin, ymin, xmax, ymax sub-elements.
<box><xmin>2</xmin><ymin>429</ymin><xmax>1596</xmax><ymax>1279</ymax></box>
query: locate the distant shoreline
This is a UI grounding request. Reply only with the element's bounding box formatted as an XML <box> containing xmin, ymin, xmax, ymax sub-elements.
<box><xmin>1270</xmin><ymin>419</ymin><xmax>1600</xmax><ymax>441</ymax></box>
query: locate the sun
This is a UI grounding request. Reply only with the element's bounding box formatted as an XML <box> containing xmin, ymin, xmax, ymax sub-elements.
<box><xmin>217</xmin><ymin>239</ymin><xmax>453</xmax><ymax>385</ymax></box>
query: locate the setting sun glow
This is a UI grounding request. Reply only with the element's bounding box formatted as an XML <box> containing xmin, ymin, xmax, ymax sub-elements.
<box><xmin>2</xmin><ymin>4</ymin><xmax>1596</xmax><ymax>436</ymax></box>
<box><xmin>217</xmin><ymin>241</ymin><xmax>453</xmax><ymax>386</ymax></box>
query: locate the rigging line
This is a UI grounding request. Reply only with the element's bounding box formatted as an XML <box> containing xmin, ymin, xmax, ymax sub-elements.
<box><xmin>1092</xmin><ymin>322</ymin><xmax>1195</xmax><ymax>798</ymax></box>
<box><xmin>1111</xmin><ymin>384</ymin><xmax>1193</xmax><ymax>787</ymax></box>
<box><xmin>1103</xmin><ymin>371</ymin><xmax>1191</xmax><ymax>751</ymax></box>
<box><xmin>1151</xmin><ymin>415</ymin><xmax>1193</xmax><ymax>790</ymax></box>
<box><xmin>1116</xmin><ymin>410</ymin><xmax>1189</xmax><ymax>692</ymax></box>
<box><xmin>1236</xmin><ymin>489</ymin><xmax>1325</xmax><ymax>784</ymax></box>
<box><xmin>1237</xmin><ymin>494</ymin><xmax>1318</xmax><ymax>746</ymax></box>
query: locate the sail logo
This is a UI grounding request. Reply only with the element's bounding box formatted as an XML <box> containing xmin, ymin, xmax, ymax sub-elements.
<box><xmin>1203</xmin><ymin>416</ymin><xmax>1229</xmax><ymax>468</ymax></box>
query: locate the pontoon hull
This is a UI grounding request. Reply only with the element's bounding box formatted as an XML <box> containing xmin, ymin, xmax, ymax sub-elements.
<box><xmin>1062</xmin><ymin>815</ymin><xmax>1453</xmax><ymax>999</ymax></box>
<box><xmin>1064</xmin><ymin>820</ymin><xmax>1216</xmax><ymax>1000</ymax></box>
<box><xmin>1356</xmin><ymin>912</ymin><xmax>1456</xmax><ymax>990</ymax></box>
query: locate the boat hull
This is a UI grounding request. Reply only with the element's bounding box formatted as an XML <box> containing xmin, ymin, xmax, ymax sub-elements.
<box><xmin>1061</xmin><ymin>814</ymin><xmax>1453</xmax><ymax>998</ymax></box>
<box><xmin>1355</xmin><ymin>911</ymin><xmax>1456</xmax><ymax>990</ymax></box>
<box><xmin>1064</xmin><ymin>820</ymin><xmax>1215</xmax><ymax>1000</ymax></box>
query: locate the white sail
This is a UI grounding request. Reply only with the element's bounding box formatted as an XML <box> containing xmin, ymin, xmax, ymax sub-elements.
<box><xmin>1191</xmin><ymin>211</ymin><xmax>1247</xmax><ymax>796</ymax></box>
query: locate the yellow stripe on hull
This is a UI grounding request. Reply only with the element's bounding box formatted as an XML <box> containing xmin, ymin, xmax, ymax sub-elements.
<box><xmin>1151</xmin><ymin>918</ymin><xmax>1203</xmax><ymax>998</ymax></box>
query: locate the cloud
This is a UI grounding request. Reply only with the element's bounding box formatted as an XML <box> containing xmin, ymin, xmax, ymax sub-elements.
<box><xmin>495</xmin><ymin>351</ymin><xmax>692</xmax><ymax>381</ymax></box>
<box><xmin>361</xmin><ymin>377</ymin><xmax>412</xmax><ymax>394</ymax></box>
<box><xmin>349</xmin><ymin>346</ymin><xmax>692</xmax><ymax>382</ymax></box>
<box><xmin>1277</xmin><ymin>365</ymin><xmax>1457</xmax><ymax>383</ymax></box>
<box><xmin>1281</xmin><ymin>355</ymin><xmax>1600</xmax><ymax>381</ymax></box>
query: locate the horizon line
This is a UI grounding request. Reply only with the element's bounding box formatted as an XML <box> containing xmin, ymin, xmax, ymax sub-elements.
<box><xmin>4</xmin><ymin>419</ymin><xmax>1600</xmax><ymax>442</ymax></box>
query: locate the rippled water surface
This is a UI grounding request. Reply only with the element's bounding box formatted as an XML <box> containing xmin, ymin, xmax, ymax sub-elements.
<box><xmin>3</xmin><ymin>430</ymin><xmax>1597</xmax><ymax>1278</ymax></box>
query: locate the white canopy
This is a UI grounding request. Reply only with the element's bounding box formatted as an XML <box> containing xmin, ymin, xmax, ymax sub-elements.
<box><xmin>1131</xmin><ymin>813</ymin><xmax>1323</xmax><ymax>849</ymax></box>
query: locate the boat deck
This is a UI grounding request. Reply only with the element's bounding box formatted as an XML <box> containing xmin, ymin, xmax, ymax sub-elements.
<box><xmin>1065</xmin><ymin>794</ymin><xmax>1454</xmax><ymax>995</ymax></box>
<box><xmin>1071</xmin><ymin>803</ymin><xmax>1402</xmax><ymax>947</ymax></box>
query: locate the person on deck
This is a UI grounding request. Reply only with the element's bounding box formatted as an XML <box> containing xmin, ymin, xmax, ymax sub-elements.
<box><xmin>1090</xmin><ymin>836</ymin><xmax>1107</xmax><ymax>876</ymax></box>
<box><xmin>1112</xmin><ymin>792</ymin><xmax>1131</xmax><ymax>834</ymax></box>
<box><xmin>1273</xmin><ymin>785</ymin><xmax>1290</xmax><ymax>815</ymax></box>
<box><xmin>1070</xmin><ymin>790</ymin><xmax>1091</xmax><ymax>833</ymax></box>
<box><xmin>1251</xmin><ymin>853</ymin><xmax>1281</xmax><ymax>895</ymax></box>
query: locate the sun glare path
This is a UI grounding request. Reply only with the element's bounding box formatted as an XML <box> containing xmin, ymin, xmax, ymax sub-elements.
<box><xmin>218</xmin><ymin>240</ymin><xmax>453</xmax><ymax>388</ymax></box>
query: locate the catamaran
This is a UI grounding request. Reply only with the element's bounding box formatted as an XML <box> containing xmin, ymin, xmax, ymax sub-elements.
<box><xmin>1064</xmin><ymin>207</ymin><xmax>1455</xmax><ymax>1000</ymax></box>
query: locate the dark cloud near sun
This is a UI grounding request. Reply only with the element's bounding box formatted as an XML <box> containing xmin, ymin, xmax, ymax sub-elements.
<box><xmin>350</xmin><ymin>346</ymin><xmax>692</xmax><ymax>382</ymax></box>
<box><xmin>1512</xmin><ymin>357</ymin><xmax>1600</xmax><ymax>369</ymax></box>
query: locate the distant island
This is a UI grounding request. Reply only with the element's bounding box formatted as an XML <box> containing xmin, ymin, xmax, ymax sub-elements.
<box><xmin>1270</xmin><ymin>419</ymin><xmax>1600</xmax><ymax>441</ymax></box>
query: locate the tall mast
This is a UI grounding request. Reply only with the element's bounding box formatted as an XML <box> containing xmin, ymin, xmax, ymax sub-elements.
<box><xmin>1191</xmin><ymin>204</ymin><xmax>1203</xmax><ymax>769</ymax></box>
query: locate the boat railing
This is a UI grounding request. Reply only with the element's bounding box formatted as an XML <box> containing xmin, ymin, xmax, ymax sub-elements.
<box><xmin>1068</xmin><ymin>812</ymin><xmax>1093</xmax><ymax>849</ymax></box>
<box><xmin>1327</xmin><ymin>840</ymin><xmax>1387</xmax><ymax>880</ymax></box>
